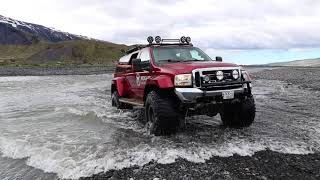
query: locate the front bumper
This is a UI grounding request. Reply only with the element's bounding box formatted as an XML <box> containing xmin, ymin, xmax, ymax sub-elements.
<box><xmin>174</xmin><ymin>81</ymin><xmax>252</xmax><ymax>104</ymax></box>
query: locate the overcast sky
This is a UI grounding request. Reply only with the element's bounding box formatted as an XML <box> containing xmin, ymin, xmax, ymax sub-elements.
<box><xmin>1</xmin><ymin>0</ymin><xmax>320</xmax><ymax>64</ymax></box>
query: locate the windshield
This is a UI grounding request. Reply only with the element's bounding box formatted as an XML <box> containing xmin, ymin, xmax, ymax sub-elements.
<box><xmin>153</xmin><ymin>47</ymin><xmax>212</xmax><ymax>63</ymax></box>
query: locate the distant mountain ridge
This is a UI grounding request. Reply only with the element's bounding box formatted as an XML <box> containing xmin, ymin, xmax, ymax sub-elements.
<box><xmin>0</xmin><ymin>15</ymin><xmax>129</xmax><ymax>66</ymax></box>
<box><xmin>0</xmin><ymin>15</ymin><xmax>87</xmax><ymax>45</ymax></box>
<box><xmin>267</xmin><ymin>58</ymin><xmax>320</xmax><ymax>67</ymax></box>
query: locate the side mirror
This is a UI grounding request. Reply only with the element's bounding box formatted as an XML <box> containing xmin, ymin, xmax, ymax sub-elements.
<box><xmin>216</xmin><ymin>56</ymin><xmax>223</xmax><ymax>62</ymax></box>
<box><xmin>132</xmin><ymin>58</ymin><xmax>142</xmax><ymax>72</ymax></box>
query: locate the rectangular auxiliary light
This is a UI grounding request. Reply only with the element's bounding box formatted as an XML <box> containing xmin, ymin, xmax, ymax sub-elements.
<box><xmin>161</xmin><ymin>39</ymin><xmax>181</xmax><ymax>43</ymax></box>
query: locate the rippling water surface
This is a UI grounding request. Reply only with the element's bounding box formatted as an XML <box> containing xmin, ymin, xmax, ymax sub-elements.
<box><xmin>0</xmin><ymin>72</ymin><xmax>319</xmax><ymax>179</ymax></box>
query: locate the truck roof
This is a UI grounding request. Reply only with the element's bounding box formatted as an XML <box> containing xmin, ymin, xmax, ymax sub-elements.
<box><xmin>125</xmin><ymin>43</ymin><xmax>193</xmax><ymax>55</ymax></box>
<box><xmin>119</xmin><ymin>36</ymin><xmax>193</xmax><ymax>64</ymax></box>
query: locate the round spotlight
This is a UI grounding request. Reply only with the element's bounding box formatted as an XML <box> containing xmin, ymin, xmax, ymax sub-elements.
<box><xmin>186</xmin><ymin>36</ymin><xmax>191</xmax><ymax>43</ymax></box>
<box><xmin>203</xmin><ymin>75</ymin><xmax>210</xmax><ymax>82</ymax></box>
<box><xmin>232</xmin><ymin>70</ymin><xmax>239</xmax><ymax>79</ymax></box>
<box><xmin>180</xmin><ymin>36</ymin><xmax>186</xmax><ymax>43</ymax></box>
<box><xmin>147</xmin><ymin>36</ymin><xmax>154</xmax><ymax>44</ymax></box>
<box><xmin>155</xmin><ymin>36</ymin><xmax>161</xmax><ymax>43</ymax></box>
<box><xmin>216</xmin><ymin>71</ymin><xmax>224</xmax><ymax>81</ymax></box>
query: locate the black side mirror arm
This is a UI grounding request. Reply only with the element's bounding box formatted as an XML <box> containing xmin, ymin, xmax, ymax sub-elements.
<box><xmin>132</xmin><ymin>58</ymin><xmax>142</xmax><ymax>72</ymax></box>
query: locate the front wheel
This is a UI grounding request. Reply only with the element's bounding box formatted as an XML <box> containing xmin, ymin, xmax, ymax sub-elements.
<box><xmin>145</xmin><ymin>91</ymin><xmax>181</xmax><ymax>136</ymax></box>
<box><xmin>220</xmin><ymin>96</ymin><xmax>256</xmax><ymax>128</ymax></box>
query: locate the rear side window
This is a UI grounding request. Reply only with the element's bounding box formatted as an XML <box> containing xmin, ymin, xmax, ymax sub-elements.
<box><xmin>119</xmin><ymin>55</ymin><xmax>130</xmax><ymax>64</ymax></box>
<box><xmin>116</xmin><ymin>52</ymin><xmax>138</xmax><ymax>73</ymax></box>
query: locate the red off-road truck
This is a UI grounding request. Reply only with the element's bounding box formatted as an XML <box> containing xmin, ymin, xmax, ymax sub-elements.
<box><xmin>111</xmin><ymin>36</ymin><xmax>255</xmax><ymax>135</ymax></box>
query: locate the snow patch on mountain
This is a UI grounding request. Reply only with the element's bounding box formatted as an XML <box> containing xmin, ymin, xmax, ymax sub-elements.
<box><xmin>0</xmin><ymin>15</ymin><xmax>89</xmax><ymax>43</ymax></box>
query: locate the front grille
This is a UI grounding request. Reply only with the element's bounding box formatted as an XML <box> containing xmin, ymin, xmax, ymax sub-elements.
<box><xmin>193</xmin><ymin>68</ymin><xmax>242</xmax><ymax>90</ymax></box>
<box><xmin>202</xmin><ymin>70</ymin><xmax>235</xmax><ymax>82</ymax></box>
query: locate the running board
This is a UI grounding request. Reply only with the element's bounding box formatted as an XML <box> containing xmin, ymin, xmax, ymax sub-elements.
<box><xmin>119</xmin><ymin>98</ymin><xmax>144</xmax><ymax>107</ymax></box>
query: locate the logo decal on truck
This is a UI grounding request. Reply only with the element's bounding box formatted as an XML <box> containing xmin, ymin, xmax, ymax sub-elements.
<box><xmin>136</xmin><ymin>73</ymin><xmax>141</xmax><ymax>86</ymax></box>
<box><xmin>136</xmin><ymin>73</ymin><xmax>150</xmax><ymax>86</ymax></box>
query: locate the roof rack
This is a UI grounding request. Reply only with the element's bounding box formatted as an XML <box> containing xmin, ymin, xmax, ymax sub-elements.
<box><xmin>125</xmin><ymin>45</ymin><xmax>147</xmax><ymax>54</ymax></box>
<box><xmin>124</xmin><ymin>36</ymin><xmax>193</xmax><ymax>54</ymax></box>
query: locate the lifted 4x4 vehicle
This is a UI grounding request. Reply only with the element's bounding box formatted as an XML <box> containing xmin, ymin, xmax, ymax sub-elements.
<box><xmin>111</xmin><ymin>36</ymin><xmax>255</xmax><ymax>135</ymax></box>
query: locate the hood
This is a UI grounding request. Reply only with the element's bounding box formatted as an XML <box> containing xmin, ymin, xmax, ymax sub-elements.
<box><xmin>158</xmin><ymin>61</ymin><xmax>240</xmax><ymax>74</ymax></box>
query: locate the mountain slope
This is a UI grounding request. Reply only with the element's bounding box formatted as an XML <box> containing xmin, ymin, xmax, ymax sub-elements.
<box><xmin>0</xmin><ymin>15</ymin><xmax>85</xmax><ymax>45</ymax></box>
<box><xmin>0</xmin><ymin>40</ymin><xmax>129</xmax><ymax>66</ymax></box>
<box><xmin>267</xmin><ymin>58</ymin><xmax>320</xmax><ymax>67</ymax></box>
<box><xmin>0</xmin><ymin>15</ymin><xmax>130</xmax><ymax>66</ymax></box>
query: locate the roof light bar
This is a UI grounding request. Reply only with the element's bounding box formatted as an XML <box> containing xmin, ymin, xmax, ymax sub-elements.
<box><xmin>161</xmin><ymin>38</ymin><xmax>181</xmax><ymax>43</ymax></box>
<box><xmin>147</xmin><ymin>36</ymin><xmax>192</xmax><ymax>44</ymax></box>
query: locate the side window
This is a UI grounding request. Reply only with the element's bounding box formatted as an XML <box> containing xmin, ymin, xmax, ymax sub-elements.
<box><xmin>138</xmin><ymin>48</ymin><xmax>151</xmax><ymax>71</ymax></box>
<box><xmin>139</xmin><ymin>48</ymin><xmax>150</xmax><ymax>62</ymax></box>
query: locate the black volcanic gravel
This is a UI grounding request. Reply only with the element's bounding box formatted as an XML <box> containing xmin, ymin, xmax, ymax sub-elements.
<box><xmin>82</xmin><ymin>150</ymin><xmax>320</xmax><ymax>180</ymax></box>
<box><xmin>251</xmin><ymin>67</ymin><xmax>320</xmax><ymax>91</ymax></box>
<box><xmin>0</xmin><ymin>66</ymin><xmax>114</xmax><ymax>76</ymax></box>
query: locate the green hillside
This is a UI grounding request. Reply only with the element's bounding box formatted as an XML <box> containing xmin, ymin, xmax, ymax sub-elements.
<box><xmin>0</xmin><ymin>40</ymin><xmax>129</xmax><ymax>66</ymax></box>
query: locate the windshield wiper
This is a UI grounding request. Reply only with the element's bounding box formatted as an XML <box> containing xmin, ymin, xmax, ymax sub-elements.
<box><xmin>187</xmin><ymin>59</ymin><xmax>208</xmax><ymax>62</ymax></box>
<box><xmin>160</xmin><ymin>59</ymin><xmax>181</xmax><ymax>62</ymax></box>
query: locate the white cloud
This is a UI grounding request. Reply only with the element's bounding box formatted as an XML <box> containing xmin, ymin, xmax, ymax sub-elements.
<box><xmin>1</xmin><ymin>0</ymin><xmax>320</xmax><ymax>50</ymax></box>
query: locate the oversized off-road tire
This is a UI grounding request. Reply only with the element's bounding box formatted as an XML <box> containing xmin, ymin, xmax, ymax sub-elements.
<box><xmin>111</xmin><ymin>91</ymin><xmax>132</xmax><ymax>109</ymax></box>
<box><xmin>145</xmin><ymin>91</ymin><xmax>181</xmax><ymax>136</ymax></box>
<box><xmin>220</xmin><ymin>95</ymin><xmax>255</xmax><ymax>128</ymax></box>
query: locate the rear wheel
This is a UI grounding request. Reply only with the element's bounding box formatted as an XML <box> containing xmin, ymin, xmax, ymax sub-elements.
<box><xmin>145</xmin><ymin>91</ymin><xmax>181</xmax><ymax>136</ymax></box>
<box><xmin>111</xmin><ymin>91</ymin><xmax>132</xmax><ymax>109</ymax></box>
<box><xmin>220</xmin><ymin>95</ymin><xmax>255</xmax><ymax>128</ymax></box>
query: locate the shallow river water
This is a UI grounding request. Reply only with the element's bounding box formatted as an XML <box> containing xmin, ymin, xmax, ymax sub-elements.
<box><xmin>0</xmin><ymin>72</ymin><xmax>319</xmax><ymax>179</ymax></box>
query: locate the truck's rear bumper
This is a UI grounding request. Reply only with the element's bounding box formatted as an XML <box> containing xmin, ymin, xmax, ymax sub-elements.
<box><xmin>174</xmin><ymin>82</ymin><xmax>252</xmax><ymax>104</ymax></box>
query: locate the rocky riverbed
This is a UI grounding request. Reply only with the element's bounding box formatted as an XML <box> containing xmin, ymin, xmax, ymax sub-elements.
<box><xmin>0</xmin><ymin>66</ymin><xmax>114</xmax><ymax>76</ymax></box>
<box><xmin>251</xmin><ymin>67</ymin><xmax>320</xmax><ymax>91</ymax></box>
<box><xmin>84</xmin><ymin>150</ymin><xmax>320</xmax><ymax>180</ymax></box>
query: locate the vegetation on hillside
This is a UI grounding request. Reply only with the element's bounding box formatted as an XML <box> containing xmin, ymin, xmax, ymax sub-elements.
<box><xmin>0</xmin><ymin>40</ymin><xmax>129</xmax><ymax>66</ymax></box>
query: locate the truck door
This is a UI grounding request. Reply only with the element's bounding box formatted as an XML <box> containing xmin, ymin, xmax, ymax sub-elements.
<box><xmin>125</xmin><ymin>52</ymin><xmax>139</xmax><ymax>98</ymax></box>
<box><xmin>135</xmin><ymin>48</ymin><xmax>152</xmax><ymax>98</ymax></box>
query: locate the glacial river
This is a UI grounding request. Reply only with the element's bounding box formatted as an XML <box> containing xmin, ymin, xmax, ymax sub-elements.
<box><xmin>0</xmin><ymin>72</ymin><xmax>319</xmax><ymax>179</ymax></box>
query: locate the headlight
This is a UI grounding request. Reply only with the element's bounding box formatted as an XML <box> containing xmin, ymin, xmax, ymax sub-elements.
<box><xmin>232</xmin><ymin>70</ymin><xmax>239</xmax><ymax>79</ymax></box>
<box><xmin>174</xmin><ymin>74</ymin><xmax>192</xmax><ymax>86</ymax></box>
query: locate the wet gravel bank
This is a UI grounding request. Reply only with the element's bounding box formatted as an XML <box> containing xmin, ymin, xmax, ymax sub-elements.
<box><xmin>251</xmin><ymin>67</ymin><xmax>320</xmax><ymax>91</ymax></box>
<box><xmin>83</xmin><ymin>150</ymin><xmax>320</xmax><ymax>180</ymax></box>
<box><xmin>0</xmin><ymin>66</ymin><xmax>114</xmax><ymax>76</ymax></box>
